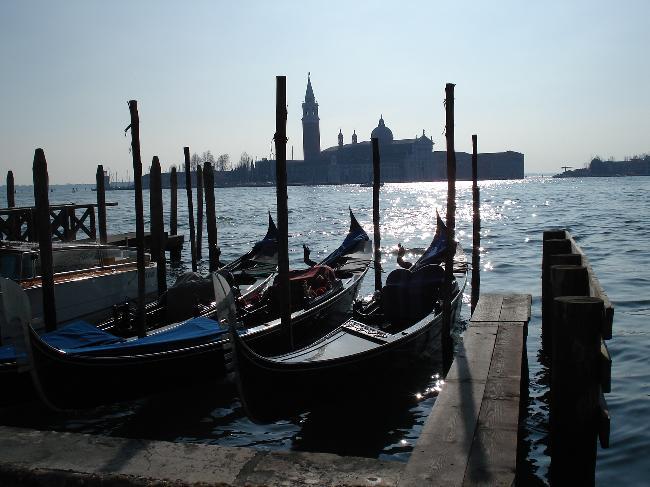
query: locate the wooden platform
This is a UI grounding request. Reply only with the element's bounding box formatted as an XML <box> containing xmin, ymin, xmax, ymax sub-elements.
<box><xmin>400</xmin><ymin>293</ymin><xmax>531</xmax><ymax>486</ymax></box>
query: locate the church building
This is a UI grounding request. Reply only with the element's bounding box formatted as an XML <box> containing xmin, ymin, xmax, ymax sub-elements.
<box><xmin>256</xmin><ymin>75</ymin><xmax>524</xmax><ymax>184</ymax></box>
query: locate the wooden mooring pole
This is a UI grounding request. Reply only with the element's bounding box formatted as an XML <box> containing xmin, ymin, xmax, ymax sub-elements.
<box><xmin>442</xmin><ymin>83</ymin><xmax>457</xmax><ymax>370</ymax></box>
<box><xmin>371</xmin><ymin>137</ymin><xmax>382</xmax><ymax>293</ymax></box>
<box><xmin>471</xmin><ymin>134</ymin><xmax>480</xmax><ymax>314</ymax></box>
<box><xmin>150</xmin><ymin>156</ymin><xmax>167</xmax><ymax>295</ymax></box>
<box><xmin>169</xmin><ymin>166</ymin><xmax>180</xmax><ymax>261</ymax></box>
<box><xmin>541</xmin><ymin>234</ymin><xmax>573</xmax><ymax>352</ymax></box>
<box><xmin>33</xmin><ymin>149</ymin><xmax>57</xmax><ymax>331</ymax></box>
<box><xmin>6</xmin><ymin>171</ymin><xmax>15</xmax><ymax>208</ymax></box>
<box><xmin>6</xmin><ymin>171</ymin><xmax>18</xmax><ymax>240</ymax></box>
<box><xmin>184</xmin><ymin>147</ymin><xmax>197</xmax><ymax>272</ymax></box>
<box><xmin>95</xmin><ymin>165</ymin><xmax>107</xmax><ymax>243</ymax></box>
<box><xmin>127</xmin><ymin>100</ymin><xmax>146</xmax><ymax>338</ymax></box>
<box><xmin>203</xmin><ymin>161</ymin><xmax>219</xmax><ymax>272</ymax></box>
<box><xmin>196</xmin><ymin>164</ymin><xmax>204</xmax><ymax>260</ymax></box>
<box><xmin>274</xmin><ymin>75</ymin><xmax>292</xmax><ymax>350</ymax></box>
<box><xmin>550</xmin><ymin>296</ymin><xmax>604</xmax><ymax>486</ymax></box>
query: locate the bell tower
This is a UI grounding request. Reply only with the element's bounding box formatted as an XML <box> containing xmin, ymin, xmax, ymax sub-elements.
<box><xmin>302</xmin><ymin>73</ymin><xmax>321</xmax><ymax>161</ymax></box>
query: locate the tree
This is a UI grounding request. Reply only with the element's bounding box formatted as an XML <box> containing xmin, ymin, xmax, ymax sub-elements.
<box><xmin>190</xmin><ymin>153</ymin><xmax>201</xmax><ymax>171</ymax></box>
<box><xmin>236</xmin><ymin>152</ymin><xmax>252</xmax><ymax>170</ymax></box>
<box><xmin>216</xmin><ymin>153</ymin><xmax>230</xmax><ymax>171</ymax></box>
<box><xmin>202</xmin><ymin>151</ymin><xmax>216</xmax><ymax>164</ymax></box>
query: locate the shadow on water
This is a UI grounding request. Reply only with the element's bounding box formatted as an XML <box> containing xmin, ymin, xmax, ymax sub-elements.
<box><xmin>291</xmin><ymin>358</ymin><xmax>446</xmax><ymax>460</ymax></box>
<box><xmin>0</xmin><ymin>353</ymin><xmax>450</xmax><ymax>460</ymax></box>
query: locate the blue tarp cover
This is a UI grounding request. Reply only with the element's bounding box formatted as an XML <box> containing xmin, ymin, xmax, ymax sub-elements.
<box><xmin>1</xmin><ymin>316</ymin><xmax>228</xmax><ymax>362</ymax></box>
<box><xmin>59</xmin><ymin>316</ymin><xmax>226</xmax><ymax>356</ymax></box>
<box><xmin>0</xmin><ymin>344</ymin><xmax>17</xmax><ymax>363</ymax></box>
<box><xmin>252</xmin><ymin>214</ymin><xmax>278</xmax><ymax>255</ymax></box>
<box><xmin>41</xmin><ymin>320</ymin><xmax>125</xmax><ymax>350</ymax></box>
<box><xmin>411</xmin><ymin>213</ymin><xmax>448</xmax><ymax>272</ymax></box>
<box><xmin>321</xmin><ymin>211</ymin><xmax>369</xmax><ymax>267</ymax></box>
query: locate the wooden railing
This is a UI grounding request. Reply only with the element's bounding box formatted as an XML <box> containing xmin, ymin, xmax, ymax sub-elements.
<box><xmin>0</xmin><ymin>203</ymin><xmax>117</xmax><ymax>242</ymax></box>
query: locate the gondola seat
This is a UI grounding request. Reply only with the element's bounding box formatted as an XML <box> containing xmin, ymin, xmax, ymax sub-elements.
<box><xmin>381</xmin><ymin>265</ymin><xmax>445</xmax><ymax>324</ymax></box>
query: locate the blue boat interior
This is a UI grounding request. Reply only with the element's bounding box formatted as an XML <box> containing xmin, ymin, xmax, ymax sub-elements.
<box><xmin>0</xmin><ymin>316</ymin><xmax>227</xmax><ymax>363</ymax></box>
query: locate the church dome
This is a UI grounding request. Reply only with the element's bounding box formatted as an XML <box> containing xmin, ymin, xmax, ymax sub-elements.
<box><xmin>370</xmin><ymin>116</ymin><xmax>393</xmax><ymax>144</ymax></box>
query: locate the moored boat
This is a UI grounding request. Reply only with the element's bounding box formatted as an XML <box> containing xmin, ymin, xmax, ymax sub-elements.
<box><xmin>229</xmin><ymin>213</ymin><xmax>468</xmax><ymax>422</ymax></box>
<box><xmin>0</xmin><ymin>240</ymin><xmax>157</xmax><ymax>328</ymax></box>
<box><xmin>2</xmin><ymin>209</ymin><xmax>372</xmax><ymax>409</ymax></box>
<box><xmin>102</xmin><ymin>212</ymin><xmax>280</xmax><ymax>334</ymax></box>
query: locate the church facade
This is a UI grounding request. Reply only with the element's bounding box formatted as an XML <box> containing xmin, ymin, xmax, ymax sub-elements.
<box><xmin>254</xmin><ymin>75</ymin><xmax>524</xmax><ymax>184</ymax></box>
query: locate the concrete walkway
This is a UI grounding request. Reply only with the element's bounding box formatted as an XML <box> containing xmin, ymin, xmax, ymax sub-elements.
<box><xmin>0</xmin><ymin>425</ymin><xmax>402</xmax><ymax>486</ymax></box>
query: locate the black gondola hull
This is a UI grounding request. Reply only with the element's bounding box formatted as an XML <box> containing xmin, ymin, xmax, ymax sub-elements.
<box><xmin>25</xmin><ymin>268</ymin><xmax>368</xmax><ymax>410</ymax></box>
<box><xmin>231</xmin><ymin>281</ymin><xmax>464</xmax><ymax>423</ymax></box>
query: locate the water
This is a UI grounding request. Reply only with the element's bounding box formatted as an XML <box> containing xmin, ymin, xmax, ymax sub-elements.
<box><xmin>2</xmin><ymin>177</ymin><xmax>649</xmax><ymax>484</ymax></box>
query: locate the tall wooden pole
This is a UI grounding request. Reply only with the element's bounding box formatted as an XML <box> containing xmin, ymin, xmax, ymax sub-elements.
<box><xmin>95</xmin><ymin>165</ymin><xmax>107</xmax><ymax>243</ymax></box>
<box><xmin>196</xmin><ymin>165</ymin><xmax>204</xmax><ymax>260</ymax></box>
<box><xmin>203</xmin><ymin>161</ymin><xmax>219</xmax><ymax>272</ymax></box>
<box><xmin>471</xmin><ymin>134</ymin><xmax>481</xmax><ymax>314</ymax></box>
<box><xmin>184</xmin><ymin>147</ymin><xmax>197</xmax><ymax>272</ymax></box>
<box><xmin>128</xmin><ymin>100</ymin><xmax>146</xmax><ymax>338</ymax></box>
<box><xmin>6</xmin><ymin>171</ymin><xmax>15</xmax><ymax>208</ymax></box>
<box><xmin>170</xmin><ymin>167</ymin><xmax>178</xmax><ymax>236</ymax></box>
<box><xmin>33</xmin><ymin>149</ymin><xmax>57</xmax><ymax>331</ymax></box>
<box><xmin>371</xmin><ymin>137</ymin><xmax>382</xmax><ymax>292</ymax></box>
<box><xmin>275</xmin><ymin>75</ymin><xmax>292</xmax><ymax>349</ymax></box>
<box><xmin>150</xmin><ymin>156</ymin><xmax>167</xmax><ymax>295</ymax></box>
<box><xmin>6</xmin><ymin>171</ymin><xmax>17</xmax><ymax>240</ymax></box>
<box><xmin>442</xmin><ymin>83</ymin><xmax>457</xmax><ymax>370</ymax></box>
<box><xmin>169</xmin><ymin>166</ymin><xmax>180</xmax><ymax>261</ymax></box>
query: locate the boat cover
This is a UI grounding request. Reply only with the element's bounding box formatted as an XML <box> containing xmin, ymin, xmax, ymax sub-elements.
<box><xmin>321</xmin><ymin>210</ymin><xmax>370</xmax><ymax>267</ymax></box>
<box><xmin>0</xmin><ymin>344</ymin><xmax>17</xmax><ymax>363</ymax></box>
<box><xmin>39</xmin><ymin>317</ymin><xmax>226</xmax><ymax>356</ymax></box>
<box><xmin>251</xmin><ymin>213</ymin><xmax>279</xmax><ymax>256</ymax></box>
<box><xmin>411</xmin><ymin>212</ymin><xmax>448</xmax><ymax>272</ymax></box>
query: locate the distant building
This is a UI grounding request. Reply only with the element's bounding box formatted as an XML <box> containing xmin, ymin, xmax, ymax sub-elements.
<box><xmin>144</xmin><ymin>75</ymin><xmax>525</xmax><ymax>188</ymax></box>
<box><xmin>255</xmin><ymin>75</ymin><xmax>524</xmax><ymax>184</ymax></box>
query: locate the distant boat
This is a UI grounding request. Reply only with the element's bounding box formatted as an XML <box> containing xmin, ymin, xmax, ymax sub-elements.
<box><xmin>359</xmin><ymin>181</ymin><xmax>383</xmax><ymax>188</ymax></box>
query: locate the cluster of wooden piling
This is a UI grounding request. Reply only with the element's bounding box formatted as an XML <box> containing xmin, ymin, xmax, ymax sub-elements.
<box><xmin>542</xmin><ymin>229</ymin><xmax>613</xmax><ymax>484</ymax></box>
<box><xmin>3</xmin><ymin>99</ymin><xmax>228</xmax><ymax>335</ymax></box>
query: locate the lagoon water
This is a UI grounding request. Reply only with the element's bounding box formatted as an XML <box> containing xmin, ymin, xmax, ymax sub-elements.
<box><xmin>3</xmin><ymin>176</ymin><xmax>649</xmax><ymax>485</ymax></box>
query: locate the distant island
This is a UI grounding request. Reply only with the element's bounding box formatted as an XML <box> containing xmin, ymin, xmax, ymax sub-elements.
<box><xmin>554</xmin><ymin>154</ymin><xmax>650</xmax><ymax>178</ymax></box>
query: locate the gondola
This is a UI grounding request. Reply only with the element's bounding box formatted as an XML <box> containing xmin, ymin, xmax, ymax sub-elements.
<box><xmin>99</xmin><ymin>212</ymin><xmax>280</xmax><ymax>334</ymax></box>
<box><xmin>229</xmin><ymin>213</ymin><xmax>468</xmax><ymax>422</ymax></box>
<box><xmin>3</xmin><ymin>209</ymin><xmax>371</xmax><ymax>409</ymax></box>
<box><xmin>0</xmin><ymin>212</ymin><xmax>279</xmax><ymax>401</ymax></box>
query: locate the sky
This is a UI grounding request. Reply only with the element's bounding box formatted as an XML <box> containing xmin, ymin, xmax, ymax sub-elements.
<box><xmin>1</xmin><ymin>0</ymin><xmax>649</xmax><ymax>184</ymax></box>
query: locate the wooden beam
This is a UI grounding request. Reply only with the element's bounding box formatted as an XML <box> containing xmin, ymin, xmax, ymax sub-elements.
<box><xmin>127</xmin><ymin>100</ymin><xmax>146</xmax><ymax>338</ymax></box>
<box><xmin>32</xmin><ymin>149</ymin><xmax>57</xmax><ymax>331</ymax></box>
<box><xmin>274</xmin><ymin>75</ymin><xmax>292</xmax><ymax>349</ymax></box>
<box><xmin>96</xmin><ymin>165</ymin><xmax>107</xmax><ymax>243</ymax></box>
<box><xmin>184</xmin><ymin>147</ymin><xmax>197</xmax><ymax>273</ymax></box>
<box><xmin>371</xmin><ymin>137</ymin><xmax>381</xmax><ymax>293</ymax></box>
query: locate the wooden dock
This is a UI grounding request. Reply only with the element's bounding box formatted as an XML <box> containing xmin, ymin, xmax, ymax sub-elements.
<box><xmin>401</xmin><ymin>293</ymin><xmax>531</xmax><ymax>486</ymax></box>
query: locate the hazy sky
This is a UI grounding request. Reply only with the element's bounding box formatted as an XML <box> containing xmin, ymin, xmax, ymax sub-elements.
<box><xmin>1</xmin><ymin>0</ymin><xmax>649</xmax><ymax>184</ymax></box>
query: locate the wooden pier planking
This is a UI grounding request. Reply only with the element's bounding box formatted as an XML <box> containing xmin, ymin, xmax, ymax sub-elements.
<box><xmin>401</xmin><ymin>293</ymin><xmax>531</xmax><ymax>487</ymax></box>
